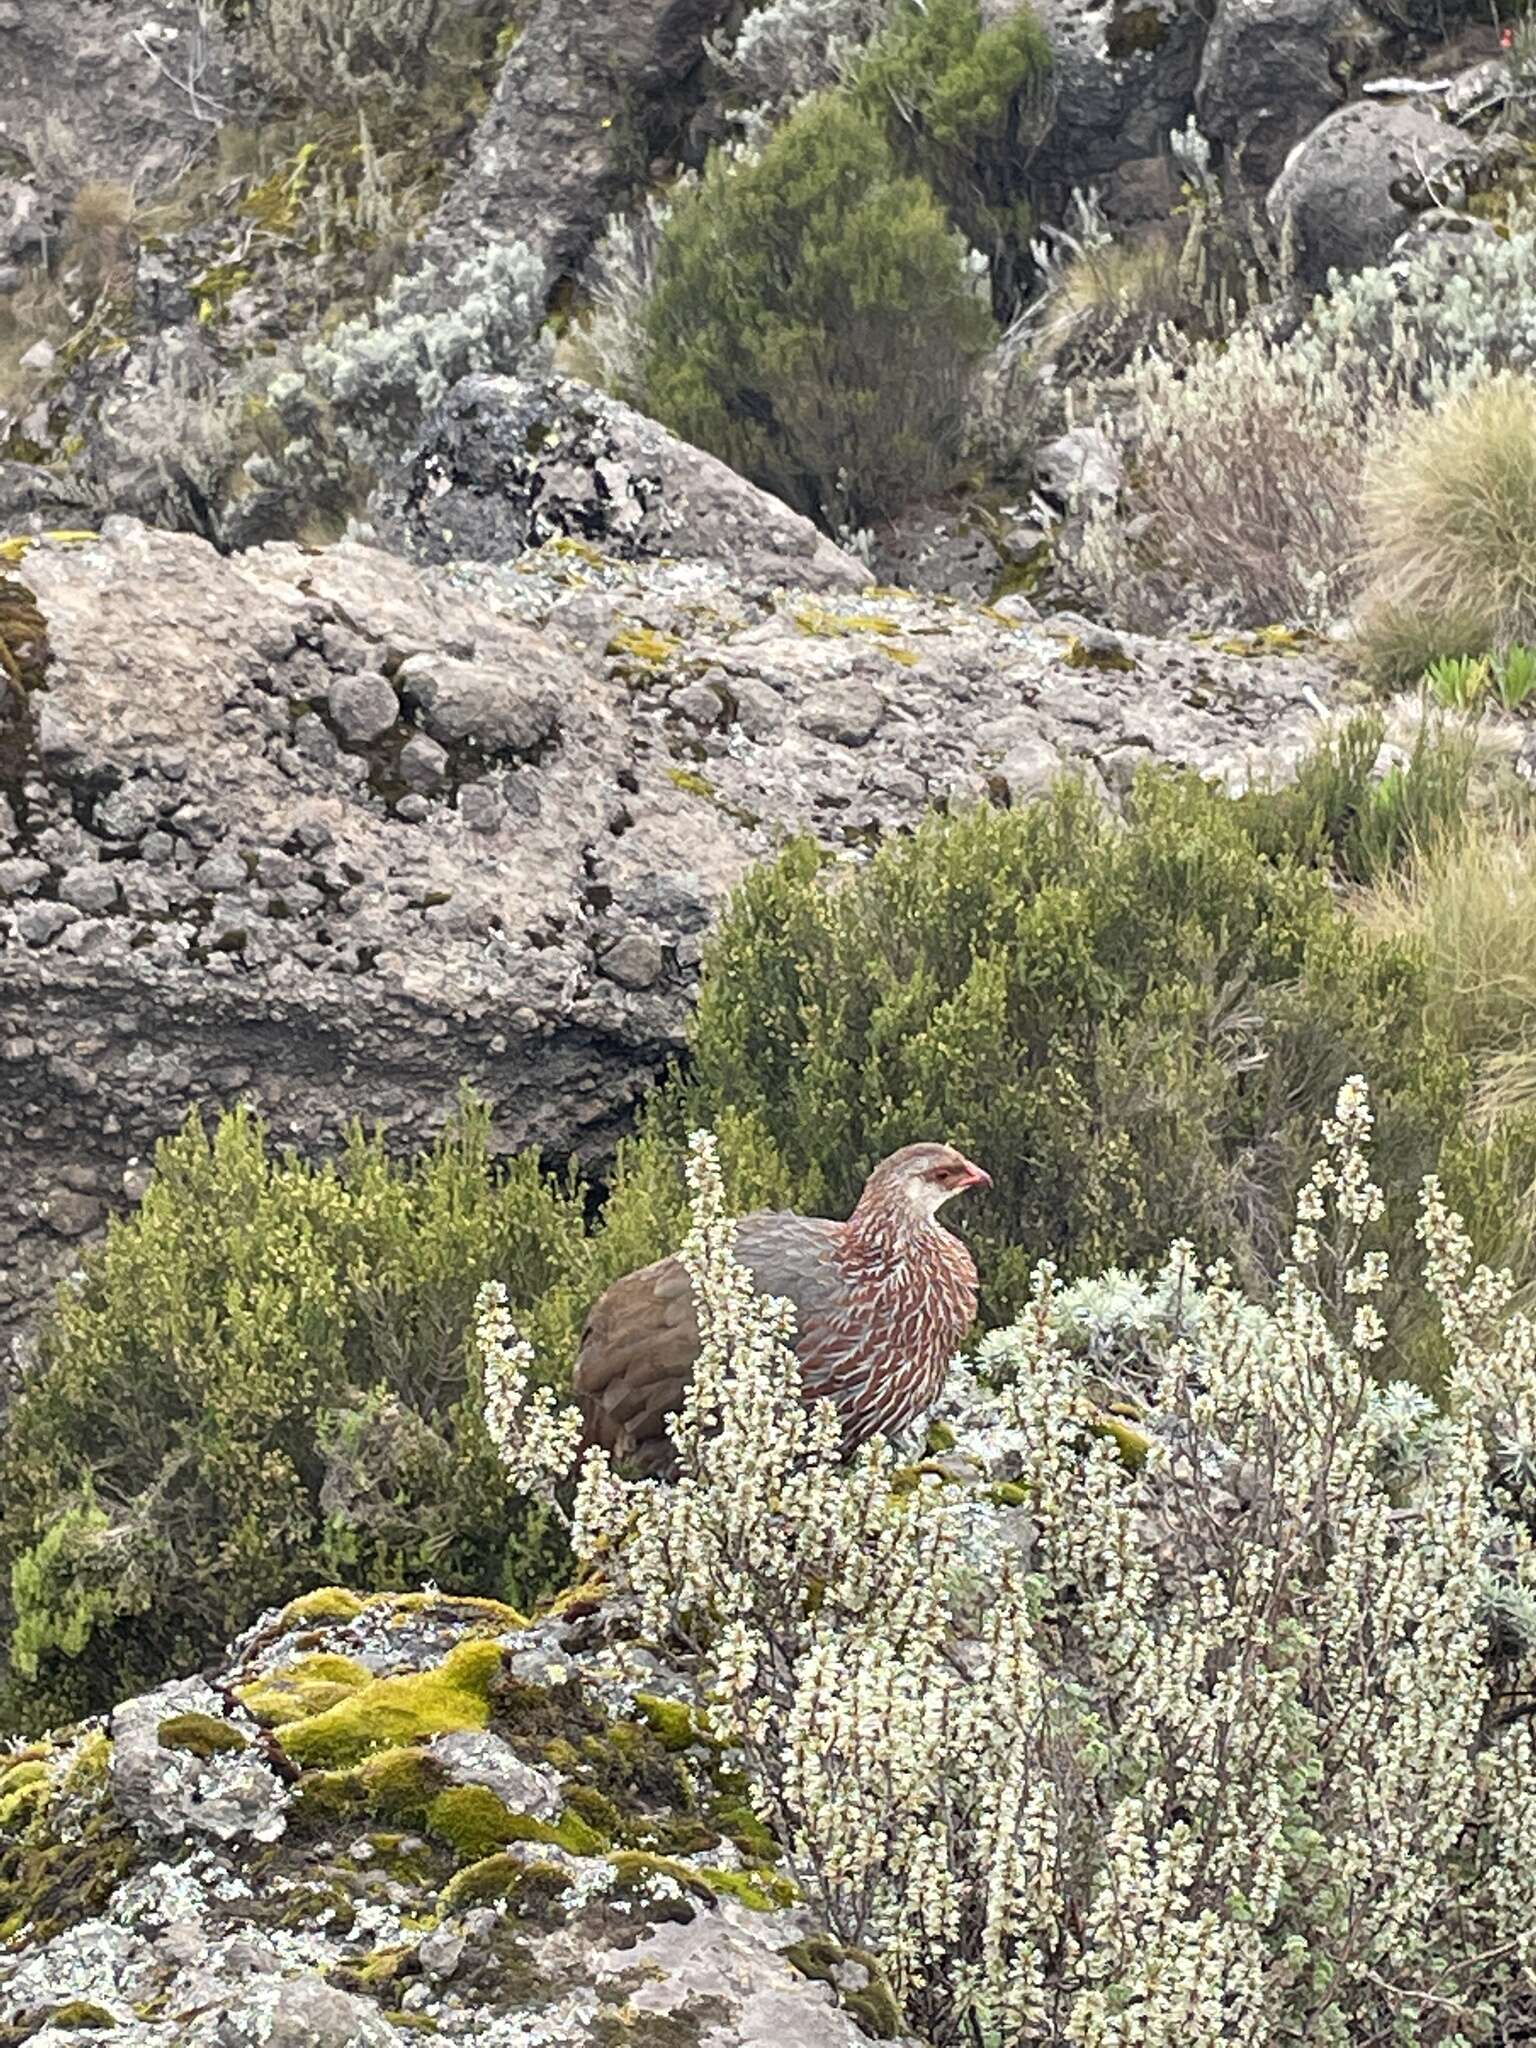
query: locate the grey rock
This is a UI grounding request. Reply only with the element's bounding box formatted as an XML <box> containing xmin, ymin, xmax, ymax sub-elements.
<box><xmin>415</xmin><ymin>1926</ymin><xmax>466</xmax><ymax>1980</ymax></box>
<box><xmin>378</xmin><ymin>373</ymin><xmax>867</xmax><ymax>594</ymax></box>
<box><xmin>1197</xmin><ymin>0</ymin><xmax>1378</xmax><ymax>187</ymax></box>
<box><xmin>214</xmin><ymin>1975</ymin><xmax>404</xmax><ymax>2047</ymax></box>
<box><xmin>398</xmin><ymin>732</ymin><xmax>449</xmax><ymax>793</ymax></box>
<box><xmin>601</xmin><ymin>929</ymin><xmax>666</xmax><ymax>990</ymax></box>
<box><xmin>1036</xmin><ymin>427</ymin><xmax>1123</xmax><ymax>512</ymax></box>
<box><xmin>328</xmin><ymin>673</ymin><xmax>400</xmax><ymax>746</ymax></box>
<box><xmin>14</xmin><ymin>901</ymin><xmax>78</xmax><ymax>946</ymax></box>
<box><xmin>110</xmin><ymin>1677</ymin><xmax>288</xmax><ymax>1845</ymax></box>
<box><xmin>427</xmin><ymin>0</ymin><xmax>735</xmax><ymax>278</ymax></box>
<box><xmin>399</xmin><ymin>649</ymin><xmax>562</xmax><ymax>757</ymax></box>
<box><xmin>195</xmin><ymin>850</ymin><xmax>248</xmax><ymax>893</ymax></box>
<box><xmin>674</xmin><ymin>681</ymin><xmax>726</xmax><ymax>728</ymax></box>
<box><xmin>58</xmin><ymin>865</ymin><xmax>120</xmax><ymax>914</ymax></box>
<box><xmin>802</xmin><ymin>681</ymin><xmax>885</xmax><ymax>747</ymax></box>
<box><xmin>18</xmin><ymin>339</ymin><xmax>56</xmax><ymax>375</ymax></box>
<box><xmin>733</xmin><ymin>679</ymin><xmax>785</xmax><ymax>741</ymax></box>
<box><xmin>396</xmin><ymin>793</ymin><xmax>431</xmax><ymax>823</ymax></box>
<box><xmin>0</xmin><ymin>858</ymin><xmax>49</xmax><ymax>897</ymax></box>
<box><xmin>1026</xmin><ymin>0</ymin><xmax>1209</xmax><ymax>194</ymax></box>
<box><xmin>457</xmin><ymin>784</ymin><xmax>504</xmax><ymax>834</ymax></box>
<box><xmin>426</xmin><ymin>1729</ymin><xmax>562</xmax><ymax>1818</ymax></box>
<box><xmin>1268</xmin><ymin>100</ymin><xmax>1484</xmax><ymax>288</ymax></box>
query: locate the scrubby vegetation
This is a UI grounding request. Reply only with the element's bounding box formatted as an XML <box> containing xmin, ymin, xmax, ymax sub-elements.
<box><xmin>640</xmin><ymin>91</ymin><xmax>994</xmax><ymax>526</ymax></box>
<box><xmin>484</xmin><ymin>1110</ymin><xmax>1536</xmax><ymax>2047</ymax></box>
<box><xmin>10</xmin><ymin>723</ymin><xmax>1536</xmax><ymax>1731</ymax></box>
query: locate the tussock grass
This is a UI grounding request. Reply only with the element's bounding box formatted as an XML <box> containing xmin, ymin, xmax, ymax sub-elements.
<box><xmin>1357</xmin><ymin>374</ymin><xmax>1536</xmax><ymax>686</ymax></box>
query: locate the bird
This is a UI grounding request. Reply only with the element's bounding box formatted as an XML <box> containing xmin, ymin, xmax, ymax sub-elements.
<box><xmin>573</xmin><ymin>1142</ymin><xmax>991</xmax><ymax>1477</ymax></box>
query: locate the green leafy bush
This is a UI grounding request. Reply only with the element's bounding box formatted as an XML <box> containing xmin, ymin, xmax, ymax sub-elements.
<box><xmin>639</xmin><ymin>91</ymin><xmax>994</xmax><ymax>525</ymax></box>
<box><xmin>679</xmin><ymin>763</ymin><xmax>1536</xmax><ymax>1360</ymax></box>
<box><xmin>0</xmin><ymin>1104</ymin><xmax>647</xmax><ymax>1730</ymax></box>
<box><xmin>852</xmin><ymin>0</ymin><xmax>1051</xmax><ymax>312</ymax></box>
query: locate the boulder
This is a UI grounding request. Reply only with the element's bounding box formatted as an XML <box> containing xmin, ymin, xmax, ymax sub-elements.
<box><xmin>426</xmin><ymin>0</ymin><xmax>735</xmax><ymax>278</ymax></box>
<box><xmin>0</xmin><ymin>521</ymin><xmax>1339</xmax><ymax>1369</ymax></box>
<box><xmin>1267</xmin><ymin>99</ymin><xmax>1484</xmax><ymax>288</ymax></box>
<box><xmin>1022</xmin><ymin>0</ymin><xmax>1209</xmax><ymax>201</ymax></box>
<box><xmin>1196</xmin><ymin>0</ymin><xmax>1381</xmax><ymax>187</ymax></box>
<box><xmin>377</xmin><ymin>373</ymin><xmax>868</xmax><ymax>594</ymax></box>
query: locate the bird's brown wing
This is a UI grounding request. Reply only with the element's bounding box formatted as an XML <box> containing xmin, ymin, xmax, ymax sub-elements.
<box><xmin>573</xmin><ymin>1215</ymin><xmax>844</xmax><ymax>1475</ymax></box>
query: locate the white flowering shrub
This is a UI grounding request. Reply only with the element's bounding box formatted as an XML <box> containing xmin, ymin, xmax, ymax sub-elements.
<box><xmin>480</xmin><ymin>1099</ymin><xmax>1536</xmax><ymax>2045</ymax></box>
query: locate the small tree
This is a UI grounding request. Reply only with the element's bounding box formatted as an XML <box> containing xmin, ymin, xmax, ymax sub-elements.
<box><xmin>640</xmin><ymin>92</ymin><xmax>995</xmax><ymax>527</ymax></box>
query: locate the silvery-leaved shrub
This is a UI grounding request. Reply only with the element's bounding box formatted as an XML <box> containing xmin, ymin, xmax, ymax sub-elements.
<box><xmin>712</xmin><ymin>0</ymin><xmax>897</xmax><ymax>124</ymax></box>
<box><xmin>483</xmin><ymin>1093</ymin><xmax>1536</xmax><ymax>2045</ymax></box>
<box><xmin>1073</xmin><ymin>217</ymin><xmax>1536</xmax><ymax>633</ymax></box>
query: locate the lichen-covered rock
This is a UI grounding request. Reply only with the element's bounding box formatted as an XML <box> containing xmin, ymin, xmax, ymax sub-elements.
<box><xmin>1267</xmin><ymin>99</ymin><xmax>1487</xmax><ymax>288</ymax></box>
<box><xmin>109</xmin><ymin>1678</ymin><xmax>288</xmax><ymax>1845</ymax></box>
<box><xmin>377</xmin><ymin>374</ymin><xmax>868</xmax><ymax>594</ymax></box>
<box><xmin>1196</xmin><ymin>0</ymin><xmax>1380</xmax><ymax>187</ymax></box>
<box><xmin>0</xmin><ymin>1588</ymin><xmax>894</xmax><ymax>2048</ymax></box>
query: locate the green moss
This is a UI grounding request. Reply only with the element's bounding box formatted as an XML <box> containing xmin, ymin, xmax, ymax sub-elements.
<box><xmin>987</xmin><ymin>1481</ymin><xmax>1030</xmax><ymax>1507</ymax></box>
<box><xmin>560</xmin><ymin>1783</ymin><xmax>622</xmax><ymax>1842</ymax></box>
<box><xmin>297</xmin><ymin>1743</ymin><xmax>446</xmax><ymax>1828</ymax></box>
<box><xmin>785</xmin><ymin>1936</ymin><xmax>904</xmax><ymax>2038</ymax></box>
<box><xmin>156</xmin><ymin>1711</ymin><xmax>248</xmax><ymax>1760</ymax></box>
<box><xmin>606</xmin><ymin>1851</ymin><xmax>791</xmax><ymax>1913</ymax></box>
<box><xmin>280</xmin><ymin>1640</ymin><xmax>504</xmax><ymax>1768</ymax></box>
<box><xmin>707</xmin><ymin>1795</ymin><xmax>779</xmax><ymax>1863</ymax></box>
<box><xmin>46</xmin><ymin>2003</ymin><xmax>118</xmax><ymax>2030</ymax></box>
<box><xmin>925</xmin><ymin>1420</ymin><xmax>957</xmax><ymax>1453</ymax></box>
<box><xmin>1062</xmin><ymin>633</ymin><xmax>1136</xmax><ymax>674</ymax></box>
<box><xmin>632</xmin><ymin>1694</ymin><xmax>719</xmax><ymax>1753</ymax></box>
<box><xmin>240</xmin><ymin>1653</ymin><xmax>372</xmax><ymax>1727</ymax></box>
<box><xmin>0</xmin><ymin>1758</ymin><xmax>49</xmax><ymax>1829</ymax></box>
<box><xmin>425</xmin><ymin>1782</ymin><xmax>521</xmax><ymax>1861</ymax></box>
<box><xmin>441</xmin><ymin>1851</ymin><xmax>573</xmax><ymax>1913</ymax></box>
<box><xmin>279</xmin><ymin>1587</ymin><xmax>365</xmax><ymax>1627</ymax></box>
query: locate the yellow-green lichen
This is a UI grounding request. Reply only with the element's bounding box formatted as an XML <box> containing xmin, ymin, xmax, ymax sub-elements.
<box><xmin>239</xmin><ymin>1653</ymin><xmax>372</xmax><ymax>1727</ymax></box>
<box><xmin>46</xmin><ymin>2003</ymin><xmax>118</xmax><ymax>2031</ymax></box>
<box><xmin>156</xmin><ymin>1712</ymin><xmax>248</xmax><ymax>1761</ymax></box>
<box><xmin>608</xmin><ymin>626</ymin><xmax>682</xmax><ymax>670</ymax></box>
<box><xmin>0</xmin><ymin>1758</ymin><xmax>49</xmax><ymax>1828</ymax></box>
<box><xmin>1062</xmin><ymin>634</ymin><xmax>1135</xmax><ymax>674</ymax></box>
<box><xmin>280</xmin><ymin>1640</ymin><xmax>504</xmax><ymax>1768</ymax></box>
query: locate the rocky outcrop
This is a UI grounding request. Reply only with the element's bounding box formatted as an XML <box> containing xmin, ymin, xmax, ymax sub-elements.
<box><xmin>377</xmin><ymin>374</ymin><xmax>867</xmax><ymax>592</ymax></box>
<box><xmin>1267</xmin><ymin>98</ymin><xmax>1486</xmax><ymax>288</ymax></box>
<box><xmin>426</xmin><ymin>0</ymin><xmax>738</xmax><ymax>280</ymax></box>
<box><xmin>1196</xmin><ymin>0</ymin><xmax>1380</xmax><ymax>187</ymax></box>
<box><xmin>0</xmin><ymin>0</ymin><xmax>239</xmax><ymax>219</ymax></box>
<box><xmin>0</xmin><ymin>522</ymin><xmax>1340</xmax><ymax>1368</ymax></box>
<box><xmin>0</xmin><ymin>1587</ymin><xmax>899</xmax><ymax>2047</ymax></box>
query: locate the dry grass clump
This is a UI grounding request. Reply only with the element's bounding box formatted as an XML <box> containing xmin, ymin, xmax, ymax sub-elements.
<box><xmin>1357</xmin><ymin>812</ymin><xmax>1536</xmax><ymax>1139</ymax></box>
<box><xmin>1356</xmin><ymin>374</ymin><xmax>1536</xmax><ymax>687</ymax></box>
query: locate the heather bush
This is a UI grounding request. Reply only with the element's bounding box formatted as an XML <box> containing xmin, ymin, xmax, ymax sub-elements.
<box><xmin>489</xmin><ymin>1101</ymin><xmax>1536</xmax><ymax>2045</ymax></box>
<box><xmin>851</xmin><ymin>0</ymin><xmax>1052</xmax><ymax>314</ymax></box>
<box><xmin>1356</xmin><ymin>374</ymin><xmax>1536</xmax><ymax>686</ymax></box>
<box><xmin>639</xmin><ymin>92</ymin><xmax>994</xmax><ymax>525</ymax></box>
<box><xmin>0</xmin><ymin>1102</ymin><xmax>644</xmax><ymax>1732</ymax></box>
<box><xmin>679</xmin><ymin>759</ymin><xmax>1536</xmax><ymax>1366</ymax></box>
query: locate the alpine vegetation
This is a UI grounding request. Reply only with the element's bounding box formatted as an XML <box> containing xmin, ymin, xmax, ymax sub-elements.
<box><xmin>481</xmin><ymin>1100</ymin><xmax>1536</xmax><ymax>2045</ymax></box>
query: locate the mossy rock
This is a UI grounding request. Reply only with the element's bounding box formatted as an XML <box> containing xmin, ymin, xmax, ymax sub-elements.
<box><xmin>45</xmin><ymin>2003</ymin><xmax>118</xmax><ymax>2031</ymax></box>
<box><xmin>632</xmin><ymin>1694</ymin><xmax>721</xmax><ymax>1754</ymax></box>
<box><xmin>785</xmin><ymin>1934</ymin><xmax>904</xmax><ymax>2039</ymax></box>
<box><xmin>297</xmin><ymin>1743</ymin><xmax>449</xmax><ymax>1829</ymax></box>
<box><xmin>606</xmin><ymin>1851</ymin><xmax>792</xmax><ymax>1913</ymax></box>
<box><xmin>441</xmin><ymin>1851</ymin><xmax>574</xmax><ymax>1916</ymax></box>
<box><xmin>157</xmin><ymin>1711</ymin><xmax>249</xmax><ymax>1760</ymax></box>
<box><xmin>239</xmin><ymin>1653</ymin><xmax>372</xmax><ymax>1727</ymax></box>
<box><xmin>278</xmin><ymin>1587</ymin><xmax>366</xmax><ymax>1628</ymax></box>
<box><xmin>280</xmin><ymin>1640</ymin><xmax>504</xmax><ymax>1768</ymax></box>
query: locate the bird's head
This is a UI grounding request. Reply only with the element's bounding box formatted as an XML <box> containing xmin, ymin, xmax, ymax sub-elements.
<box><xmin>862</xmin><ymin>1142</ymin><xmax>992</xmax><ymax>1222</ymax></box>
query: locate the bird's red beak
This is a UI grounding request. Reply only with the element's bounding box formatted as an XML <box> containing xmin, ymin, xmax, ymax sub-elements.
<box><xmin>960</xmin><ymin>1157</ymin><xmax>991</xmax><ymax>1191</ymax></box>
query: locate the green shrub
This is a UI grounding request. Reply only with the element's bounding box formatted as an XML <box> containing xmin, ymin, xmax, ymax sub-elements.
<box><xmin>1357</xmin><ymin>375</ymin><xmax>1536</xmax><ymax>686</ymax></box>
<box><xmin>678</xmin><ymin>767</ymin><xmax>1536</xmax><ymax>1365</ymax></box>
<box><xmin>852</xmin><ymin>0</ymin><xmax>1051</xmax><ymax>313</ymax></box>
<box><xmin>639</xmin><ymin>91</ymin><xmax>995</xmax><ymax>526</ymax></box>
